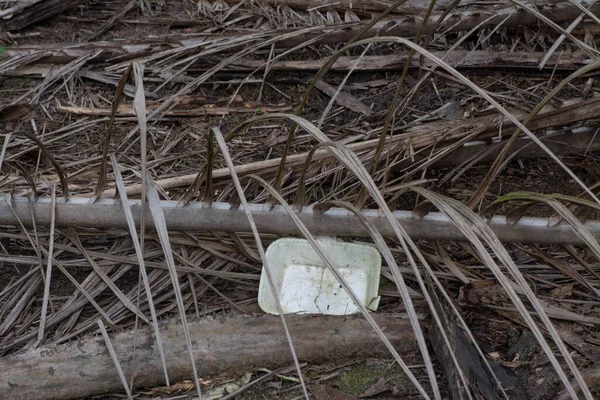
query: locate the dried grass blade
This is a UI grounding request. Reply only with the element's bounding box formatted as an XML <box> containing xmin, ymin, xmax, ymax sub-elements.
<box><xmin>539</xmin><ymin>14</ymin><xmax>583</xmax><ymax>69</ymax></box>
<box><xmin>211</xmin><ymin>126</ymin><xmax>311</xmax><ymax>400</ymax></box>
<box><xmin>97</xmin><ymin>319</ymin><xmax>133</xmax><ymax>400</ymax></box>
<box><xmin>144</xmin><ymin>171</ymin><xmax>202</xmax><ymax>399</ymax></box>
<box><xmin>92</xmin><ymin>63</ymin><xmax>133</xmax><ymax>202</ymax></box>
<box><xmin>36</xmin><ymin>182</ymin><xmax>56</xmax><ymax>345</ymax></box>
<box><xmin>132</xmin><ymin>62</ymin><xmax>148</xmax><ymax>248</ymax></box>
<box><xmin>318</xmin><ymin>199</ymin><xmax>445</xmax><ymax>398</ymax></box>
<box><xmin>0</xmin><ymin>132</ymin><xmax>12</xmax><ymax>174</ymax></box>
<box><xmin>65</xmin><ymin>229</ymin><xmax>149</xmax><ymax>324</ymax></box>
<box><xmin>111</xmin><ymin>153</ymin><xmax>170</xmax><ymax>386</ymax></box>
<box><xmin>411</xmin><ymin>187</ymin><xmax>591</xmax><ymax>400</ymax></box>
<box><xmin>18</xmin><ymin>129</ymin><xmax>68</xmax><ymax>199</ymax></box>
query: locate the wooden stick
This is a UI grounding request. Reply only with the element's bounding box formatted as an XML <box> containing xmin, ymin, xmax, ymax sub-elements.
<box><xmin>0</xmin><ymin>314</ymin><xmax>419</xmax><ymax>400</ymax></box>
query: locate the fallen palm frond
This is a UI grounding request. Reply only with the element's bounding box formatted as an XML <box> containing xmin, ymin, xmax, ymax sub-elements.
<box><xmin>73</xmin><ymin>94</ymin><xmax>600</xmax><ymax>201</ymax></box>
<box><xmin>0</xmin><ymin>2</ymin><xmax>595</xmax><ymax>70</ymax></box>
<box><xmin>4</xmin><ymin>50</ymin><xmax>593</xmax><ymax>79</ymax></box>
<box><xmin>3</xmin><ymin>195</ymin><xmax>600</xmax><ymax>245</ymax></box>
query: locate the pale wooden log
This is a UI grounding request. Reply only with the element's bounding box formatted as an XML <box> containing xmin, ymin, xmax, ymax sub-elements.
<box><xmin>0</xmin><ymin>314</ymin><xmax>419</xmax><ymax>400</ymax></box>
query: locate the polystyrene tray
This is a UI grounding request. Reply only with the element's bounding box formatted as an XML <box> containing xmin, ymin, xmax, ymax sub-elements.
<box><xmin>258</xmin><ymin>237</ymin><xmax>381</xmax><ymax>315</ymax></box>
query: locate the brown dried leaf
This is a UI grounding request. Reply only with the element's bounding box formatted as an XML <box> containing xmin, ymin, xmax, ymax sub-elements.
<box><xmin>550</xmin><ymin>284</ymin><xmax>574</xmax><ymax>299</ymax></box>
<box><xmin>359</xmin><ymin>377</ymin><xmax>392</xmax><ymax>398</ymax></box>
<box><xmin>314</xmin><ymin>385</ymin><xmax>357</xmax><ymax>400</ymax></box>
<box><xmin>458</xmin><ymin>280</ymin><xmax>508</xmax><ymax>306</ymax></box>
<box><xmin>0</xmin><ymin>103</ymin><xmax>34</xmax><ymax>121</ymax></box>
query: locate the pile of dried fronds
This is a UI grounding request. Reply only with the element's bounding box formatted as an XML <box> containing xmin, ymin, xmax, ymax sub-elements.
<box><xmin>1</xmin><ymin>0</ymin><xmax>600</xmax><ymax>399</ymax></box>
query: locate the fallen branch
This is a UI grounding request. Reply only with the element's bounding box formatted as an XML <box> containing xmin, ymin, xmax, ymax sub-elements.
<box><xmin>1</xmin><ymin>196</ymin><xmax>599</xmax><ymax>245</ymax></box>
<box><xmin>0</xmin><ymin>314</ymin><xmax>419</xmax><ymax>399</ymax></box>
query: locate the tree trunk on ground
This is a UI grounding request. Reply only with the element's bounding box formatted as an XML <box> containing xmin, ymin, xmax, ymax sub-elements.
<box><xmin>0</xmin><ymin>313</ymin><xmax>419</xmax><ymax>400</ymax></box>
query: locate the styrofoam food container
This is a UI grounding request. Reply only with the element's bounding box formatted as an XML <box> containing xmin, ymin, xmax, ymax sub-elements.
<box><xmin>258</xmin><ymin>237</ymin><xmax>382</xmax><ymax>315</ymax></box>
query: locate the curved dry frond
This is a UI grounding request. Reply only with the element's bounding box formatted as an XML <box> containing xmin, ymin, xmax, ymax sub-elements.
<box><xmin>212</xmin><ymin>126</ymin><xmax>317</xmax><ymax>399</ymax></box>
<box><xmin>410</xmin><ymin>186</ymin><xmax>593</xmax><ymax>399</ymax></box>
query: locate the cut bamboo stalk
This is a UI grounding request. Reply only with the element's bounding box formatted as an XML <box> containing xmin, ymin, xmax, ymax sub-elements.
<box><xmin>0</xmin><ymin>314</ymin><xmax>419</xmax><ymax>400</ymax></box>
<box><xmin>1</xmin><ymin>196</ymin><xmax>599</xmax><ymax>245</ymax></box>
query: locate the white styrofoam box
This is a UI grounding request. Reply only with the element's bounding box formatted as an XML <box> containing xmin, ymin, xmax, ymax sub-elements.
<box><xmin>258</xmin><ymin>237</ymin><xmax>382</xmax><ymax>315</ymax></box>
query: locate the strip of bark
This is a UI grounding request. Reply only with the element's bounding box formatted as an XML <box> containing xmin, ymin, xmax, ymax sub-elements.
<box><xmin>314</xmin><ymin>79</ymin><xmax>372</xmax><ymax>116</ymax></box>
<box><xmin>0</xmin><ymin>313</ymin><xmax>419</xmax><ymax>400</ymax></box>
